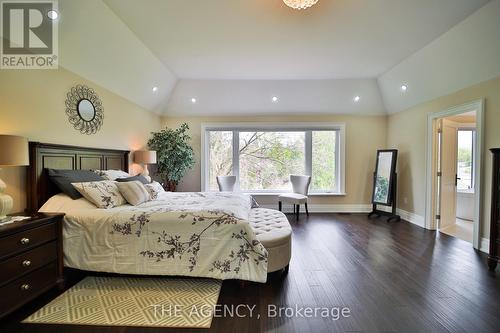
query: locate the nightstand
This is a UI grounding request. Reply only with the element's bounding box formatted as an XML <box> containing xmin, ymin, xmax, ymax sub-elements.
<box><xmin>0</xmin><ymin>213</ymin><xmax>64</xmax><ymax>319</ymax></box>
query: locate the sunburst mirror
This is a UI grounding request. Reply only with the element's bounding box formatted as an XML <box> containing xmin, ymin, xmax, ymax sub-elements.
<box><xmin>65</xmin><ymin>85</ymin><xmax>104</xmax><ymax>135</ymax></box>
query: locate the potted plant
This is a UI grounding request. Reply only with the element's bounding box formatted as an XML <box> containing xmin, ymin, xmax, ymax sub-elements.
<box><xmin>147</xmin><ymin>123</ymin><xmax>195</xmax><ymax>191</ymax></box>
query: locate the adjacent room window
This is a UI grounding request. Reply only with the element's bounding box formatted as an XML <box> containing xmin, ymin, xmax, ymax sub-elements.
<box><xmin>457</xmin><ymin>129</ymin><xmax>475</xmax><ymax>191</ymax></box>
<box><xmin>203</xmin><ymin>123</ymin><xmax>345</xmax><ymax>193</ymax></box>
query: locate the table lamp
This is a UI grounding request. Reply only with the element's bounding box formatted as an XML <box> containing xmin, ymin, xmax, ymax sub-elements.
<box><xmin>134</xmin><ymin>150</ymin><xmax>157</xmax><ymax>182</ymax></box>
<box><xmin>0</xmin><ymin>135</ymin><xmax>29</xmax><ymax>222</ymax></box>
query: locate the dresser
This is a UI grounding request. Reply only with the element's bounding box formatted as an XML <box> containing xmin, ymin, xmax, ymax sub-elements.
<box><xmin>489</xmin><ymin>149</ymin><xmax>500</xmax><ymax>271</ymax></box>
<box><xmin>0</xmin><ymin>213</ymin><xmax>64</xmax><ymax>318</ymax></box>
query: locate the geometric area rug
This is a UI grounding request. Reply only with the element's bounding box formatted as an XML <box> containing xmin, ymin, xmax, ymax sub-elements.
<box><xmin>23</xmin><ymin>276</ymin><xmax>222</xmax><ymax>328</ymax></box>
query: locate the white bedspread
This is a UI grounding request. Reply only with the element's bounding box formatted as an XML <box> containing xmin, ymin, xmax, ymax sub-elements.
<box><xmin>40</xmin><ymin>192</ymin><xmax>268</xmax><ymax>282</ymax></box>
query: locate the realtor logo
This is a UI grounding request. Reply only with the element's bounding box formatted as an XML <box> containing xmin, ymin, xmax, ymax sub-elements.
<box><xmin>1</xmin><ymin>1</ymin><xmax>58</xmax><ymax>69</ymax></box>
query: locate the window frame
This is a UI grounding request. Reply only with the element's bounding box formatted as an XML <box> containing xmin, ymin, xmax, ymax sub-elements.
<box><xmin>201</xmin><ymin>122</ymin><xmax>346</xmax><ymax>194</ymax></box>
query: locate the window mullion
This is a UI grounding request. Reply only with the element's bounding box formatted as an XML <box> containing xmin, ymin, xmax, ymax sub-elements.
<box><xmin>335</xmin><ymin>130</ymin><xmax>341</xmax><ymax>193</ymax></box>
<box><xmin>232</xmin><ymin>131</ymin><xmax>240</xmax><ymax>190</ymax></box>
<box><xmin>305</xmin><ymin>131</ymin><xmax>312</xmax><ymax>176</ymax></box>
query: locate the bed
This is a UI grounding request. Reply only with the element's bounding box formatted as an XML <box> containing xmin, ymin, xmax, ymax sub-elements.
<box><xmin>28</xmin><ymin>143</ymin><xmax>268</xmax><ymax>283</ymax></box>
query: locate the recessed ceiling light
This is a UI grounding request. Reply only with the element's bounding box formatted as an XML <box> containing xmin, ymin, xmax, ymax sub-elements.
<box><xmin>353</xmin><ymin>96</ymin><xmax>360</xmax><ymax>102</ymax></box>
<box><xmin>272</xmin><ymin>96</ymin><xmax>279</xmax><ymax>102</ymax></box>
<box><xmin>191</xmin><ymin>98</ymin><xmax>197</xmax><ymax>104</ymax></box>
<box><xmin>401</xmin><ymin>84</ymin><xmax>408</xmax><ymax>92</ymax></box>
<box><xmin>152</xmin><ymin>86</ymin><xmax>158</xmax><ymax>92</ymax></box>
<box><xmin>47</xmin><ymin>10</ymin><xmax>58</xmax><ymax>20</ymax></box>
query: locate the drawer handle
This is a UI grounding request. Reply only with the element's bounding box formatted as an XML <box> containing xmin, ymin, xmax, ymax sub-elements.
<box><xmin>20</xmin><ymin>238</ymin><xmax>30</xmax><ymax>245</ymax></box>
<box><xmin>22</xmin><ymin>260</ymin><xmax>31</xmax><ymax>267</ymax></box>
<box><xmin>20</xmin><ymin>284</ymin><xmax>30</xmax><ymax>291</ymax></box>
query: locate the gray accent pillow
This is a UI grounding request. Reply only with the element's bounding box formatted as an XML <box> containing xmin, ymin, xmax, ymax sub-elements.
<box><xmin>116</xmin><ymin>181</ymin><xmax>151</xmax><ymax>206</ymax></box>
<box><xmin>115</xmin><ymin>174</ymin><xmax>150</xmax><ymax>184</ymax></box>
<box><xmin>48</xmin><ymin>169</ymin><xmax>105</xmax><ymax>199</ymax></box>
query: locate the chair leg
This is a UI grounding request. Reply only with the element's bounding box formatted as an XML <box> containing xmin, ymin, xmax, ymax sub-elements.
<box><xmin>305</xmin><ymin>202</ymin><xmax>309</xmax><ymax>216</ymax></box>
<box><xmin>279</xmin><ymin>201</ymin><xmax>282</xmax><ymax>211</ymax></box>
<box><xmin>296</xmin><ymin>204</ymin><xmax>300</xmax><ymax>220</ymax></box>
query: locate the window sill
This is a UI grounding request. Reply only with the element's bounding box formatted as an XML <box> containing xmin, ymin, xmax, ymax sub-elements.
<box><xmin>247</xmin><ymin>192</ymin><xmax>347</xmax><ymax>197</ymax></box>
<box><xmin>457</xmin><ymin>189</ymin><xmax>475</xmax><ymax>195</ymax></box>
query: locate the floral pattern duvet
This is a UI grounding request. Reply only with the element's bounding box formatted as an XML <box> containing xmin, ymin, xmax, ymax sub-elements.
<box><xmin>58</xmin><ymin>192</ymin><xmax>268</xmax><ymax>283</ymax></box>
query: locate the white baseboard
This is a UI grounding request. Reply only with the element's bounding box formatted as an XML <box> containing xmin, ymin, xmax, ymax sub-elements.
<box><xmin>259</xmin><ymin>203</ymin><xmax>425</xmax><ymax>228</ymax></box>
<box><xmin>260</xmin><ymin>204</ymin><xmax>372</xmax><ymax>213</ymax></box>
<box><xmin>375</xmin><ymin>206</ymin><xmax>425</xmax><ymax>228</ymax></box>
<box><xmin>480</xmin><ymin>238</ymin><xmax>490</xmax><ymax>254</ymax></box>
<box><xmin>396</xmin><ymin>209</ymin><xmax>425</xmax><ymax>228</ymax></box>
<box><xmin>261</xmin><ymin>203</ymin><xmax>490</xmax><ymax>253</ymax></box>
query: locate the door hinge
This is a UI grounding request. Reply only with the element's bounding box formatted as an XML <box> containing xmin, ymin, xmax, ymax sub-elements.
<box><xmin>437</xmin><ymin>171</ymin><xmax>442</xmax><ymax>177</ymax></box>
<box><xmin>435</xmin><ymin>214</ymin><xmax>441</xmax><ymax>220</ymax></box>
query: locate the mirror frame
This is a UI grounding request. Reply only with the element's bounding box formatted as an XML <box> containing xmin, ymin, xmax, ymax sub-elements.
<box><xmin>371</xmin><ymin>149</ymin><xmax>398</xmax><ymax>206</ymax></box>
<box><xmin>65</xmin><ymin>85</ymin><xmax>104</xmax><ymax>135</ymax></box>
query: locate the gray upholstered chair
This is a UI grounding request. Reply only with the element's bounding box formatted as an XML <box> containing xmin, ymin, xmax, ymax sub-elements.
<box><xmin>278</xmin><ymin>175</ymin><xmax>311</xmax><ymax>220</ymax></box>
<box><xmin>217</xmin><ymin>175</ymin><xmax>237</xmax><ymax>192</ymax></box>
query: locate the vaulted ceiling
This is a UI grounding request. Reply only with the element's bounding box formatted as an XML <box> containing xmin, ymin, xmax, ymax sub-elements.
<box><xmin>57</xmin><ymin>0</ymin><xmax>500</xmax><ymax>116</ymax></box>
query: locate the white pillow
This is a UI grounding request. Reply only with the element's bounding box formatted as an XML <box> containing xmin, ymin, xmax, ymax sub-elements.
<box><xmin>144</xmin><ymin>181</ymin><xmax>165</xmax><ymax>200</ymax></box>
<box><xmin>116</xmin><ymin>181</ymin><xmax>151</xmax><ymax>206</ymax></box>
<box><xmin>93</xmin><ymin>169</ymin><xmax>130</xmax><ymax>181</ymax></box>
<box><xmin>71</xmin><ymin>180</ymin><xmax>126</xmax><ymax>209</ymax></box>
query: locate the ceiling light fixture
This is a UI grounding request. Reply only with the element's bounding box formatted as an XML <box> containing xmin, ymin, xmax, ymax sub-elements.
<box><xmin>191</xmin><ymin>98</ymin><xmax>197</xmax><ymax>104</ymax></box>
<box><xmin>272</xmin><ymin>96</ymin><xmax>279</xmax><ymax>102</ymax></box>
<box><xmin>47</xmin><ymin>10</ymin><xmax>58</xmax><ymax>20</ymax></box>
<box><xmin>283</xmin><ymin>0</ymin><xmax>319</xmax><ymax>10</ymax></box>
<box><xmin>353</xmin><ymin>96</ymin><xmax>360</xmax><ymax>102</ymax></box>
<box><xmin>152</xmin><ymin>86</ymin><xmax>158</xmax><ymax>92</ymax></box>
<box><xmin>401</xmin><ymin>84</ymin><xmax>408</xmax><ymax>92</ymax></box>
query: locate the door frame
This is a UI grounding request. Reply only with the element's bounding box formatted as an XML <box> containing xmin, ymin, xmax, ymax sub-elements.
<box><xmin>425</xmin><ymin>99</ymin><xmax>484</xmax><ymax>249</ymax></box>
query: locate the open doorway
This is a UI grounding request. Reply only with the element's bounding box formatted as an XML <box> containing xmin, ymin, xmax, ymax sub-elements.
<box><xmin>425</xmin><ymin>100</ymin><xmax>484</xmax><ymax>250</ymax></box>
<box><xmin>437</xmin><ymin>112</ymin><xmax>476</xmax><ymax>243</ymax></box>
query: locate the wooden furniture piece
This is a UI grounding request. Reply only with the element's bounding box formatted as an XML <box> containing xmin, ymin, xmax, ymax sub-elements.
<box><xmin>488</xmin><ymin>148</ymin><xmax>500</xmax><ymax>271</ymax></box>
<box><xmin>27</xmin><ymin>142</ymin><xmax>129</xmax><ymax>213</ymax></box>
<box><xmin>0</xmin><ymin>213</ymin><xmax>64</xmax><ymax>319</ymax></box>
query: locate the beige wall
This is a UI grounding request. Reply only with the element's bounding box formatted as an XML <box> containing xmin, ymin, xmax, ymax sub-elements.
<box><xmin>0</xmin><ymin>68</ymin><xmax>161</xmax><ymax>213</ymax></box>
<box><xmin>161</xmin><ymin>115</ymin><xmax>388</xmax><ymax>206</ymax></box>
<box><xmin>3</xmin><ymin>66</ymin><xmax>497</xmax><ymax>240</ymax></box>
<box><xmin>387</xmin><ymin>76</ymin><xmax>500</xmax><ymax>238</ymax></box>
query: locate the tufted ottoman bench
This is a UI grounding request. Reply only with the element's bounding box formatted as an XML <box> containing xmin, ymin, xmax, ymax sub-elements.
<box><xmin>249</xmin><ymin>208</ymin><xmax>292</xmax><ymax>273</ymax></box>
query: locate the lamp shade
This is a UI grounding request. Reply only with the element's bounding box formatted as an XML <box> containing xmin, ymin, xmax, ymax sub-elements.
<box><xmin>134</xmin><ymin>150</ymin><xmax>157</xmax><ymax>164</ymax></box>
<box><xmin>0</xmin><ymin>135</ymin><xmax>29</xmax><ymax>166</ymax></box>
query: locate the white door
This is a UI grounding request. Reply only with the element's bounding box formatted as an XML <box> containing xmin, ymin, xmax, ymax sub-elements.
<box><xmin>439</xmin><ymin>119</ymin><xmax>458</xmax><ymax>229</ymax></box>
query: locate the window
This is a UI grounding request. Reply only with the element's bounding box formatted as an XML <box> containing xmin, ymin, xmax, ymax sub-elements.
<box><xmin>207</xmin><ymin>131</ymin><xmax>233</xmax><ymax>191</ymax></box>
<box><xmin>457</xmin><ymin>129</ymin><xmax>475</xmax><ymax>191</ymax></box>
<box><xmin>203</xmin><ymin>123</ymin><xmax>345</xmax><ymax>193</ymax></box>
<box><xmin>239</xmin><ymin>131</ymin><xmax>305</xmax><ymax>191</ymax></box>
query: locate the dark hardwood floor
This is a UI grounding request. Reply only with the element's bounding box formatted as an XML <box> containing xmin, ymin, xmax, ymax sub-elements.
<box><xmin>1</xmin><ymin>213</ymin><xmax>500</xmax><ymax>333</ymax></box>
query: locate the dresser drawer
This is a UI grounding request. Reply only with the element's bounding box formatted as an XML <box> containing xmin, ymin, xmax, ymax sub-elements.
<box><xmin>0</xmin><ymin>262</ymin><xmax>57</xmax><ymax>318</ymax></box>
<box><xmin>0</xmin><ymin>223</ymin><xmax>57</xmax><ymax>259</ymax></box>
<box><xmin>0</xmin><ymin>241</ymin><xmax>57</xmax><ymax>286</ymax></box>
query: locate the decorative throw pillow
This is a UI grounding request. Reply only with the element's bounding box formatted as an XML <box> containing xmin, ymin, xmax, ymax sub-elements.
<box><xmin>92</xmin><ymin>169</ymin><xmax>131</xmax><ymax>181</ymax></box>
<box><xmin>116</xmin><ymin>181</ymin><xmax>151</xmax><ymax>206</ymax></box>
<box><xmin>71</xmin><ymin>180</ymin><xmax>126</xmax><ymax>209</ymax></box>
<box><xmin>144</xmin><ymin>181</ymin><xmax>165</xmax><ymax>200</ymax></box>
<box><xmin>48</xmin><ymin>169</ymin><xmax>105</xmax><ymax>200</ymax></box>
<box><xmin>115</xmin><ymin>174</ymin><xmax>150</xmax><ymax>184</ymax></box>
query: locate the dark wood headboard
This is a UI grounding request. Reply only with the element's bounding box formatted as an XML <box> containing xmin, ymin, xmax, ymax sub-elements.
<box><xmin>27</xmin><ymin>142</ymin><xmax>129</xmax><ymax>213</ymax></box>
